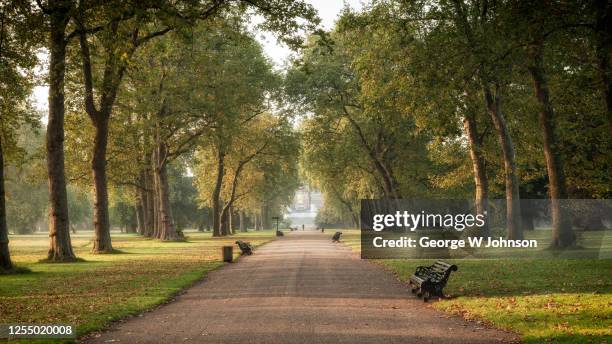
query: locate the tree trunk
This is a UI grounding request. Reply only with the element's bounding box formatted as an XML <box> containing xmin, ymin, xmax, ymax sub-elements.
<box><xmin>219</xmin><ymin>203</ymin><xmax>231</xmax><ymax>236</ymax></box>
<box><xmin>0</xmin><ymin>133</ymin><xmax>13</xmax><ymax>271</ymax></box>
<box><xmin>483</xmin><ymin>85</ymin><xmax>523</xmax><ymax>240</ymax></box>
<box><xmin>528</xmin><ymin>43</ymin><xmax>574</xmax><ymax>247</ymax></box>
<box><xmin>261</xmin><ymin>203</ymin><xmax>270</xmax><ymax>230</ymax></box>
<box><xmin>379</xmin><ymin>157</ymin><xmax>402</xmax><ymax>199</ymax></box>
<box><xmin>78</xmin><ymin>21</ymin><xmax>131</xmax><ymax>253</ymax></box>
<box><xmin>128</xmin><ymin>210</ymin><xmax>137</xmax><ymax>233</ymax></box>
<box><xmin>212</xmin><ymin>150</ymin><xmax>225</xmax><ymax>237</ymax></box>
<box><xmin>463</xmin><ymin>112</ymin><xmax>490</xmax><ymax>237</ymax></box>
<box><xmin>346</xmin><ymin>211</ymin><xmax>358</xmax><ymax>229</ymax></box>
<box><xmin>253</xmin><ymin>212</ymin><xmax>259</xmax><ymax>231</ymax></box>
<box><xmin>137</xmin><ymin>171</ymin><xmax>147</xmax><ymax>235</ymax></box>
<box><xmin>373</xmin><ymin>160</ymin><xmax>397</xmax><ymax>199</ymax></box>
<box><xmin>239</xmin><ymin>210</ymin><xmax>246</xmax><ymax>232</ymax></box>
<box><xmin>154</xmin><ymin>156</ymin><xmax>181</xmax><ymax>240</ymax></box>
<box><xmin>154</xmin><ymin>169</ymin><xmax>161</xmax><ymax>238</ymax></box>
<box><xmin>229</xmin><ymin>206</ymin><xmax>234</xmax><ymax>234</ymax></box>
<box><xmin>135</xmin><ymin>203</ymin><xmax>144</xmax><ymax>235</ymax></box>
<box><xmin>144</xmin><ymin>168</ymin><xmax>154</xmax><ymax>237</ymax></box>
<box><xmin>142</xmin><ymin>170</ymin><xmax>153</xmax><ymax>238</ymax></box>
<box><xmin>151</xmin><ymin>150</ymin><xmax>160</xmax><ymax>239</ymax></box>
<box><xmin>46</xmin><ymin>7</ymin><xmax>76</xmax><ymax>261</ymax></box>
<box><xmin>450</xmin><ymin>0</ymin><xmax>521</xmax><ymax>239</ymax></box>
<box><xmin>91</xmin><ymin>117</ymin><xmax>113</xmax><ymax>253</ymax></box>
<box><xmin>0</xmin><ymin>1</ymin><xmax>11</xmax><ymax>272</ymax></box>
<box><xmin>219</xmin><ymin>206</ymin><xmax>230</xmax><ymax>236</ymax></box>
<box><xmin>141</xmin><ymin>131</ymin><xmax>154</xmax><ymax>237</ymax></box>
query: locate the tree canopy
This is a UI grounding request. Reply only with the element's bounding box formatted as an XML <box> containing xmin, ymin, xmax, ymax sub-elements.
<box><xmin>1</xmin><ymin>0</ymin><xmax>611</xmax><ymax>273</ymax></box>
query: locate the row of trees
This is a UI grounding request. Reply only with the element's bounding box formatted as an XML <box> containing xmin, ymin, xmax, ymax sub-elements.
<box><xmin>92</xmin><ymin>19</ymin><xmax>301</xmax><ymax>240</ymax></box>
<box><xmin>289</xmin><ymin>0</ymin><xmax>611</xmax><ymax>247</ymax></box>
<box><xmin>0</xmin><ymin>0</ymin><xmax>317</xmax><ymax>272</ymax></box>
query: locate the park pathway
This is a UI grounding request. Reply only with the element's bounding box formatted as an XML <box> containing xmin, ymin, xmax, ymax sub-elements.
<box><xmin>86</xmin><ymin>231</ymin><xmax>518</xmax><ymax>344</ymax></box>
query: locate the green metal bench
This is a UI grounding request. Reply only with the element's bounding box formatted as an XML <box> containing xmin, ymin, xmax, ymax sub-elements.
<box><xmin>409</xmin><ymin>261</ymin><xmax>458</xmax><ymax>302</ymax></box>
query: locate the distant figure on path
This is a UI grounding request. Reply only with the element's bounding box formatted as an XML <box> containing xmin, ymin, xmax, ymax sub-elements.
<box><xmin>302</xmin><ymin>224</ymin><xmax>305</xmax><ymax>231</ymax></box>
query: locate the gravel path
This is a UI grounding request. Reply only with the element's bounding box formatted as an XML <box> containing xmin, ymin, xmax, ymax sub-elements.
<box><xmin>85</xmin><ymin>231</ymin><xmax>518</xmax><ymax>344</ymax></box>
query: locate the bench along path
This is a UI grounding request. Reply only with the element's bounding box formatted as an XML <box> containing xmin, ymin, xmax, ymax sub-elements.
<box><xmin>86</xmin><ymin>231</ymin><xmax>518</xmax><ymax>344</ymax></box>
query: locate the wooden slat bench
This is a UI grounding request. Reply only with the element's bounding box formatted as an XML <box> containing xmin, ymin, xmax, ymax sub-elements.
<box><xmin>235</xmin><ymin>240</ymin><xmax>253</xmax><ymax>255</ymax></box>
<box><xmin>409</xmin><ymin>261</ymin><xmax>458</xmax><ymax>302</ymax></box>
<box><xmin>332</xmin><ymin>231</ymin><xmax>342</xmax><ymax>242</ymax></box>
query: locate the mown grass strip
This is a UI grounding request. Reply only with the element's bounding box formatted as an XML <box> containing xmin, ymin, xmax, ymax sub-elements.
<box><xmin>1</xmin><ymin>230</ymin><xmax>276</xmax><ymax>343</ymax></box>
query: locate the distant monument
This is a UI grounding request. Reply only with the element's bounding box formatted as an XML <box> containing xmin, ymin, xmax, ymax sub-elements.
<box><xmin>285</xmin><ymin>184</ymin><xmax>323</xmax><ymax>228</ymax></box>
<box><xmin>293</xmin><ymin>185</ymin><xmax>311</xmax><ymax>211</ymax></box>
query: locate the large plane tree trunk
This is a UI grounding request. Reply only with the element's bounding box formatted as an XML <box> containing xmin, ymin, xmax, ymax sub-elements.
<box><xmin>528</xmin><ymin>42</ymin><xmax>574</xmax><ymax>247</ymax></box>
<box><xmin>136</xmin><ymin>171</ymin><xmax>147</xmax><ymax>235</ymax></box>
<box><xmin>483</xmin><ymin>86</ymin><xmax>523</xmax><ymax>240</ymax></box>
<box><xmin>91</xmin><ymin>117</ymin><xmax>113</xmax><ymax>252</ymax></box>
<box><xmin>0</xmin><ymin>11</ymin><xmax>12</xmax><ymax>271</ymax></box>
<box><xmin>229</xmin><ymin>206</ymin><xmax>234</xmax><ymax>234</ymax></box>
<box><xmin>463</xmin><ymin>112</ymin><xmax>490</xmax><ymax>237</ymax></box>
<box><xmin>152</xmin><ymin>150</ymin><xmax>161</xmax><ymax>239</ymax></box>
<box><xmin>212</xmin><ymin>150</ymin><xmax>225</xmax><ymax>237</ymax></box>
<box><xmin>451</xmin><ymin>0</ymin><xmax>522</xmax><ymax>240</ymax></box>
<box><xmin>136</xmin><ymin>187</ymin><xmax>147</xmax><ymax>236</ymax></box>
<box><xmin>140</xmin><ymin>126</ymin><xmax>154</xmax><ymax>237</ymax></box>
<box><xmin>155</xmin><ymin>163</ymin><xmax>180</xmax><ymax>240</ymax></box>
<box><xmin>219</xmin><ymin>207</ymin><xmax>230</xmax><ymax>236</ymax></box>
<box><xmin>46</xmin><ymin>4</ymin><xmax>76</xmax><ymax>261</ymax></box>
<box><xmin>254</xmin><ymin>212</ymin><xmax>260</xmax><ymax>231</ymax></box>
<box><xmin>78</xmin><ymin>28</ymin><xmax>117</xmax><ymax>253</ymax></box>
<box><xmin>135</xmin><ymin>203</ymin><xmax>143</xmax><ymax>235</ymax></box>
<box><xmin>0</xmin><ymin>133</ymin><xmax>13</xmax><ymax>271</ymax></box>
<box><xmin>145</xmin><ymin>167</ymin><xmax>155</xmax><ymax>237</ymax></box>
<box><xmin>153</xmin><ymin>141</ymin><xmax>182</xmax><ymax>241</ymax></box>
<box><xmin>218</xmin><ymin>158</ymin><xmax>251</xmax><ymax>236</ymax></box>
<box><xmin>262</xmin><ymin>203</ymin><xmax>271</xmax><ymax>230</ymax></box>
<box><xmin>219</xmin><ymin>203</ymin><xmax>233</xmax><ymax>236</ymax></box>
<box><xmin>79</xmin><ymin>18</ymin><xmax>144</xmax><ymax>251</ymax></box>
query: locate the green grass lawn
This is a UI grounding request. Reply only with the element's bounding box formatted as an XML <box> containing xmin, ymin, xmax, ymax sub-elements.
<box><xmin>3</xmin><ymin>228</ymin><xmax>610</xmax><ymax>343</ymax></box>
<box><xmin>1</xmin><ymin>230</ymin><xmax>275</xmax><ymax>341</ymax></box>
<box><xmin>341</xmin><ymin>229</ymin><xmax>612</xmax><ymax>344</ymax></box>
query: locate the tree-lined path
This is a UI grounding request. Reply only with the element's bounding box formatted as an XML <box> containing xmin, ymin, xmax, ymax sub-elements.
<box><xmin>86</xmin><ymin>232</ymin><xmax>517</xmax><ymax>344</ymax></box>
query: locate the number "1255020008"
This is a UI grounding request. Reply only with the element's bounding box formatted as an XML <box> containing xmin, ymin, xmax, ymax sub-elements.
<box><xmin>1</xmin><ymin>324</ymin><xmax>75</xmax><ymax>339</ymax></box>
